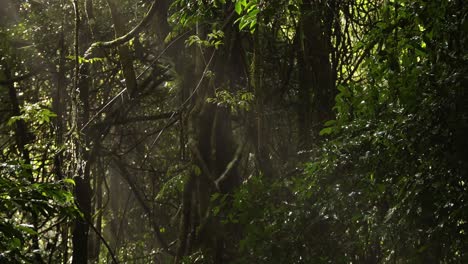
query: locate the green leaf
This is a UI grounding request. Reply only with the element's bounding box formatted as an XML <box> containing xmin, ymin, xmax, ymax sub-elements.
<box><xmin>235</xmin><ymin>1</ymin><xmax>242</xmax><ymax>15</ymax></box>
<box><xmin>319</xmin><ymin>127</ymin><xmax>333</xmax><ymax>136</ymax></box>
<box><xmin>211</xmin><ymin>192</ymin><xmax>221</xmax><ymax>202</ymax></box>
<box><xmin>17</xmin><ymin>224</ymin><xmax>37</xmax><ymax>235</ymax></box>
<box><xmin>193</xmin><ymin>165</ymin><xmax>201</xmax><ymax>176</ymax></box>
<box><xmin>213</xmin><ymin>206</ymin><xmax>220</xmax><ymax>216</ymax></box>
<box><xmin>37</xmin><ymin>108</ymin><xmax>57</xmax><ymax>124</ymax></box>
<box><xmin>7</xmin><ymin>116</ymin><xmax>22</xmax><ymax>126</ymax></box>
<box><xmin>323</xmin><ymin>120</ymin><xmax>336</xmax><ymax>127</ymax></box>
<box><xmin>10</xmin><ymin>238</ymin><xmax>22</xmax><ymax>249</ymax></box>
<box><xmin>62</xmin><ymin>178</ymin><xmax>75</xmax><ymax>186</ymax></box>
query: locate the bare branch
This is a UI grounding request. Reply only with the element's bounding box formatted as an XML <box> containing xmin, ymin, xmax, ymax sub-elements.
<box><xmin>85</xmin><ymin>0</ymin><xmax>158</xmax><ymax>57</ymax></box>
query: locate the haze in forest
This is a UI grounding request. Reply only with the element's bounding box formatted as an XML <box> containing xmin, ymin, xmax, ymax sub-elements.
<box><xmin>0</xmin><ymin>0</ymin><xmax>467</xmax><ymax>263</ymax></box>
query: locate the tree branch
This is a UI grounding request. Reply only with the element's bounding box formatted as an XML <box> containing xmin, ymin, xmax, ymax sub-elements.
<box><xmin>112</xmin><ymin>156</ymin><xmax>175</xmax><ymax>256</ymax></box>
<box><xmin>214</xmin><ymin>142</ymin><xmax>244</xmax><ymax>191</ymax></box>
<box><xmin>85</xmin><ymin>0</ymin><xmax>158</xmax><ymax>57</ymax></box>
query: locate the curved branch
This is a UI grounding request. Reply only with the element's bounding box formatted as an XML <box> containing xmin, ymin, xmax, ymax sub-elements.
<box><xmin>214</xmin><ymin>142</ymin><xmax>244</xmax><ymax>191</ymax></box>
<box><xmin>85</xmin><ymin>0</ymin><xmax>158</xmax><ymax>56</ymax></box>
<box><xmin>86</xmin><ymin>218</ymin><xmax>119</xmax><ymax>264</ymax></box>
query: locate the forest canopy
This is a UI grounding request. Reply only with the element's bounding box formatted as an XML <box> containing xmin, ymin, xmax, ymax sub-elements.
<box><xmin>0</xmin><ymin>0</ymin><xmax>467</xmax><ymax>263</ymax></box>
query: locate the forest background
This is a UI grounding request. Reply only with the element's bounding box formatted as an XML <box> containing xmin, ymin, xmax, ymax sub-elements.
<box><xmin>0</xmin><ymin>0</ymin><xmax>467</xmax><ymax>263</ymax></box>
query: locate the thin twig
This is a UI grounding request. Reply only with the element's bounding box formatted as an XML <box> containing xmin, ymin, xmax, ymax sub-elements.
<box><xmin>141</xmin><ymin>50</ymin><xmax>216</xmax><ymax>165</ymax></box>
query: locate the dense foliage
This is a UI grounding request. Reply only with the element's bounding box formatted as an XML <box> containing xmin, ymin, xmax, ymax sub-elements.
<box><xmin>0</xmin><ymin>0</ymin><xmax>466</xmax><ymax>263</ymax></box>
<box><xmin>231</xmin><ymin>1</ymin><xmax>468</xmax><ymax>262</ymax></box>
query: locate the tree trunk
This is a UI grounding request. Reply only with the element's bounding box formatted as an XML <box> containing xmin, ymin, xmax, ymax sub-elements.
<box><xmin>297</xmin><ymin>0</ymin><xmax>336</xmax><ymax>147</ymax></box>
<box><xmin>3</xmin><ymin>66</ymin><xmax>44</xmax><ymax>264</ymax></box>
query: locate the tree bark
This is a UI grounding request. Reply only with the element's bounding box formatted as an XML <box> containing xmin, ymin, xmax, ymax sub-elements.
<box><xmin>297</xmin><ymin>0</ymin><xmax>336</xmax><ymax>147</ymax></box>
